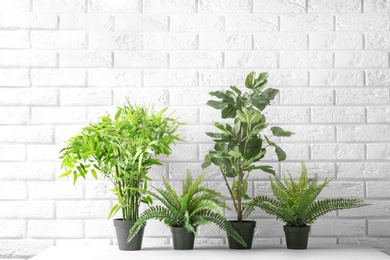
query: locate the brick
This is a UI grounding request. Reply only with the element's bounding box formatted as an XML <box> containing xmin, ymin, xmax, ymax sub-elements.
<box><xmin>280</xmin><ymin>52</ymin><xmax>333</xmax><ymax>69</ymax></box>
<box><xmin>144</xmin><ymin>220</ymin><xmax>171</xmax><ymax>236</ymax></box>
<box><xmin>60</xmin><ymin>15</ymin><xmax>114</xmax><ymax>31</ymax></box>
<box><xmin>199</xmin><ymin>106</ymin><xmax>234</xmax><ymax>124</ymax></box>
<box><xmin>144</xmin><ymin>70</ymin><xmax>197</xmax><ymax>87</ymax></box>
<box><xmin>336</xmin><ymin>51</ymin><xmax>388</xmax><ymax>68</ymax></box>
<box><xmin>28</xmin><ymin>220</ymin><xmax>82</xmax><ymax>238</ymax></box>
<box><xmin>199</xmin><ymin>0</ymin><xmax>250</xmax><ymax>13</ymax></box>
<box><xmin>197</xmin><ymin>224</ymin><xmax>221</xmax><ymax>236</ymax></box>
<box><xmin>253</xmin><ymin>238</ymin><xmax>283</xmax><ymax>246</ymax></box>
<box><xmin>281</xmin><ymin>162</ymin><xmax>335</xmax><ymax>179</ymax></box>
<box><xmin>85</xmin><ymin>181</ymin><xmax>115</xmax><ymax>199</ymax></box>
<box><xmin>166</xmin><ymin>106</ymin><xmax>198</xmax><ymax>124</ymax></box>
<box><xmin>281</xmin><ymin>15</ymin><xmax>333</xmax><ymax>32</ymax></box>
<box><xmin>0</xmin><ymin>240</ymin><xmax>53</xmax><ymax>258</ymax></box>
<box><xmin>312</xmin><ymin>144</ymin><xmax>364</xmax><ymax>160</ymax></box>
<box><xmin>311</xmin><ymin>219</ymin><xmax>365</xmax><ymax>236</ymax></box>
<box><xmin>88</xmin><ymin>69</ymin><xmax>141</xmax><ymax>87</ymax></box>
<box><xmin>0</xmin><ymin>88</ymin><xmax>57</xmax><ymax>106</ymax></box>
<box><xmin>367</xmin><ymin>70</ymin><xmax>390</xmax><ymax>87</ymax></box>
<box><xmin>0</xmin><ymin>13</ymin><xmax>58</xmax><ymax>29</ymax></box>
<box><xmin>0</xmin><ymin>145</ymin><xmax>26</xmax><ymax>161</ymax></box>
<box><xmin>31</xmin><ymin>31</ymin><xmax>86</xmax><ymax>50</ymax></box>
<box><xmin>0</xmin><ymin>201</ymin><xmax>54</xmax><ymax>219</ymax></box>
<box><xmin>336</xmin><ymin>14</ymin><xmax>389</xmax><ymax>31</ymax></box>
<box><xmin>254</xmin><ymin>0</ymin><xmax>305</xmax><ymax>13</ymax></box>
<box><xmin>176</xmin><ymin>125</ymin><xmax>215</xmax><ymax>143</ymax></box>
<box><xmin>263</xmin><ymin>106</ymin><xmax>309</xmax><ymax>123</ymax></box>
<box><xmin>88</xmin><ymin>0</ymin><xmax>140</xmax><ymax>13</ymax></box>
<box><xmin>89</xmin><ymin>33</ymin><xmax>141</xmax><ymax>50</ymax></box>
<box><xmin>369</xmin><ymin>220</ymin><xmax>390</xmax><ymax>236</ymax></box>
<box><xmin>115</xmin><ymin>52</ymin><xmax>167</xmax><ymax>68</ymax></box>
<box><xmin>195</xmin><ymin>238</ymin><xmax>224</xmax><ymax>245</ymax></box>
<box><xmin>0</xmin><ymin>162</ymin><xmax>54</xmax><ymax>180</ymax></box>
<box><xmin>280</xmin><ymin>88</ymin><xmax>334</xmax><ymax>105</ymax></box>
<box><xmin>338</xmin><ymin>125</ymin><xmax>390</xmax><ymax>141</ymax></box>
<box><xmin>0</xmin><ymin>220</ymin><xmax>25</xmax><ymax>238</ymax></box>
<box><xmin>31</xmin><ymin>107</ymin><xmax>86</xmax><ymax>124</ymax></box>
<box><xmin>143</xmin><ymin>238</ymin><xmax>170</xmax><ymax>246</ymax></box>
<box><xmin>367</xmin><ymin>181</ymin><xmax>390</xmax><ymax>197</ymax></box>
<box><xmin>366</xmin><ymin>33</ymin><xmax>390</xmax><ymax>49</ymax></box>
<box><xmin>87</xmin><ymin>107</ymin><xmax>117</xmax><ymax>121</ymax></box>
<box><xmin>200</xmin><ymin>33</ymin><xmax>251</xmax><ymax>50</ymax></box>
<box><xmin>0</xmin><ymin>0</ymin><xmax>30</xmax><ymax>12</ymax></box>
<box><xmin>367</xmin><ymin>107</ymin><xmax>390</xmax><ymax>123</ymax></box>
<box><xmin>144</xmin><ymin>0</ymin><xmax>196</xmax><ymax>13</ymax></box>
<box><xmin>226</xmin><ymin>15</ymin><xmax>278</xmax><ymax>32</ymax></box>
<box><xmin>170</xmin><ymin>15</ymin><xmax>224</xmax><ymax>32</ymax></box>
<box><xmin>60</xmin><ymin>51</ymin><xmax>112</xmax><ymax>67</ymax></box>
<box><xmin>170</xmin><ymin>52</ymin><xmax>222</xmax><ymax>68</ymax></box>
<box><xmin>320</xmin><ymin>181</ymin><xmax>364</xmax><ymax>198</ymax></box>
<box><xmin>169</xmin><ymin>163</ymin><xmax>219</xmax><ymax>180</ymax></box>
<box><xmin>310</xmin><ymin>33</ymin><xmax>363</xmax><ymax>50</ymax></box>
<box><xmin>255</xmin><ymin>219</ymin><xmax>284</xmax><ymax>237</ymax></box>
<box><xmin>60</xmin><ymin>88</ymin><xmax>111</xmax><ymax>106</ymax></box>
<box><xmin>339</xmin><ymin>200</ymin><xmax>390</xmax><ymax>217</ymax></box>
<box><xmin>57</xmin><ymin>200</ymin><xmax>111</xmax><ymax>218</ymax></box>
<box><xmin>338</xmin><ymin>163</ymin><xmax>390</xmax><ymax>178</ymax></box>
<box><xmin>116</xmin><ymin>15</ymin><xmax>168</xmax><ymax>32</ymax></box>
<box><xmin>0</xmin><ymin>51</ymin><xmax>57</xmax><ymax>67</ymax></box>
<box><xmin>0</xmin><ymin>31</ymin><xmax>29</xmax><ymax>49</ymax></box>
<box><xmin>0</xmin><ymin>69</ymin><xmax>29</xmax><ymax>87</ymax></box>
<box><xmin>365</xmin><ymin>0</ymin><xmax>390</xmax><ymax>12</ymax></box>
<box><xmin>57</xmin><ymin>239</ymin><xmax>111</xmax><ymax>246</ymax></box>
<box><xmin>254</xmin><ymin>33</ymin><xmax>307</xmax><ymax>50</ymax></box>
<box><xmin>55</xmin><ymin>125</ymin><xmax>86</xmax><ymax>144</ymax></box>
<box><xmin>33</xmin><ymin>0</ymin><xmax>85</xmax><ymax>12</ymax></box>
<box><xmin>0</xmin><ymin>126</ymin><xmax>53</xmax><ymax>143</ymax></box>
<box><xmin>29</xmin><ymin>181</ymin><xmax>82</xmax><ymax>199</ymax></box>
<box><xmin>85</xmin><ymin>219</ymin><xmax>115</xmax><ymax>238</ymax></box>
<box><xmin>308</xmin><ymin>0</ymin><xmax>361</xmax><ymax>13</ymax></box>
<box><xmin>114</xmin><ymin>88</ymin><xmax>168</xmax><ymax>106</ymax></box>
<box><xmin>199</xmin><ymin>70</ymin><xmax>248</xmax><ymax>87</ymax></box>
<box><xmin>0</xmin><ymin>107</ymin><xmax>29</xmax><ymax>124</ymax></box>
<box><xmin>311</xmin><ymin>107</ymin><xmax>365</xmax><ymax>123</ymax></box>
<box><xmin>367</xmin><ymin>144</ymin><xmax>390</xmax><ymax>159</ymax></box>
<box><xmin>279</xmin><ymin>125</ymin><xmax>335</xmax><ymax>142</ymax></box>
<box><xmin>145</xmin><ymin>33</ymin><xmax>197</xmax><ymax>50</ymax></box>
<box><xmin>310</xmin><ymin>70</ymin><xmax>364</xmax><ymax>87</ymax></box>
<box><xmin>268</xmin><ymin>70</ymin><xmax>309</xmax><ymax>87</ymax></box>
<box><xmin>0</xmin><ymin>182</ymin><xmax>26</xmax><ymax>199</ymax></box>
<box><xmin>336</xmin><ymin>88</ymin><xmax>389</xmax><ymax>105</ymax></box>
<box><xmin>166</xmin><ymin>144</ymin><xmax>198</xmax><ymax>161</ymax></box>
<box><xmin>225</xmin><ymin>51</ymin><xmax>278</xmax><ymax>68</ymax></box>
<box><xmin>32</xmin><ymin>69</ymin><xmax>85</xmax><ymax>87</ymax></box>
<box><xmin>170</xmin><ymin>88</ymin><xmax>210</xmax><ymax>105</ymax></box>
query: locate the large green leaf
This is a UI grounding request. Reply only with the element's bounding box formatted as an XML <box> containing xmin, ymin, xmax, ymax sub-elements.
<box><xmin>271</xmin><ymin>126</ymin><xmax>294</xmax><ymax>137</ymax></box>
<box><xmin>245</xmin><ymin>71</ymin><xmax>256</xmax><ymax>89</ymax></box>
<box><xmin>207</xmin><ymin>100</ymin><xmax>227</xmax><ymax>110</ymax></box>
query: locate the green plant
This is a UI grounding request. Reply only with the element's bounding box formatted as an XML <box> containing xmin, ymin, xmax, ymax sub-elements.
<box><xmin>201</xmin><ymin>71</ymin><xmax>294</xmax><ymax>222</ymax></box>
<box><xmin>244</xmin><ymin>162</ymin><xmax>367</xmax><ymax>227</ymax></box>
<box><xmin>128</xmin><ymin>171</ymin><xmax>246</xmax><ymax>247</ymax></box>
<box><xmin>59</xmin><ymin>102</ymin><xmax>182</xmax><ymax>221</ymax></box>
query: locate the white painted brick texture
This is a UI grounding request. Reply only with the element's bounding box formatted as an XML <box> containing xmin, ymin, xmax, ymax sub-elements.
<box><xmin>0</xmin><ymin>0</ymin><xmax>389</xmax><ymax>258</ymax></box>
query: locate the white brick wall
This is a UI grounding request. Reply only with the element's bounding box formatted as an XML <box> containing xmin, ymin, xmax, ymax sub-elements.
<box><xmin>0</xmin><ymin>0</ymin><xmax>389</xmax><ymax>258</ymax></box>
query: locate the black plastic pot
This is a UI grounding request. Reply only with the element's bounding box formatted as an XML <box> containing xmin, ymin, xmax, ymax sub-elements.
<box><xmin>113</xmin><ymin>219</ymin><xmax>145</xmax><ymax>251</ymax></box>
<box><xmin>284</xmin><ymin>225</ymin><xmax>310</xmax><ymax>250</ymax></box>
<box><xmin>171</xmin><ymin>227</ymin><xmax>196</xmax><ymax>250</ymax></box>
<box><xmin>227</xmin><ymin>220</ymin><xmax>256</xmax><ymax>249</ymax></box>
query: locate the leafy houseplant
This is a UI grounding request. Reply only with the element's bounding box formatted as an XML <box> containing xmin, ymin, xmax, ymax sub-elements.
<box><xmin>244</xmin><ymin>162</ymin><xmax>367</xmax><ymax>249</ymax></box>
<box><xmin>201</xmin><ymin>71</ymin><xmax>293</xmax><ymax>249</ymax></box>
<box><xmin>59</xmin><ymin>102</ymin><xmax>182</xmax><ymax>250</ymax></box>
<box><xmin>128</xmin><ymin>171</ymin><xmax>246</xmax><ymax>250</ymax></box>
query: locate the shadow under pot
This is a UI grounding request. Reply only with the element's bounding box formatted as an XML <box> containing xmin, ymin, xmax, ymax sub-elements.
<box><xmin>283</xmin><ymin>225</ymin><xmax>310</xmax><ymax>250</ymax></box>
<box><xmin>113</xmin><ymin>219</ymin><xmax>145</xmax><ymax>251</ymax></box>
<box><xmin>171</xmin><ymin>227</ymin><xmax>197</xmax><ymax>250</ymax></box>
<box><xmin>227</xmin><ymin>220</ymin><xmax>256</xmax><ymax>250</ymax></box>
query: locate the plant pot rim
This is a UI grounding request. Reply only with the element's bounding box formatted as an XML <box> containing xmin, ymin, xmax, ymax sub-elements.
<box><xmin>283</xmin><ymin>225</ymin><xmax>310</xmax><ymax>232</ymax></box>
<box><xmin>170</xmin><ymin>226</ymin><xmax>197</xmax><ymax>233</ymax></box>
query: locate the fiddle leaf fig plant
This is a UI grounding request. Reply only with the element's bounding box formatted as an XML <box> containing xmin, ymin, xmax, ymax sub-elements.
<box><xmin>59</xmin><ymin>102</ymin><xmax>183</xmax><ymax>221</ymax></box>
<box><xmin>202</xmin><ymin>71</ymin><xmax>294</xmax><ymax>222</ymax></box>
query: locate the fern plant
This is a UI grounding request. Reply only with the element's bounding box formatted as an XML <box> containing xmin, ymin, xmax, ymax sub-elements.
<box><xmin>128</xmin><ymin>171</ymin><xmax>246</xmax><ymax>247</ymax></box>
<box><xmin>244</xmin><ymin>162</ymin><xmax>366</xmax><ymax>227</ymax></box>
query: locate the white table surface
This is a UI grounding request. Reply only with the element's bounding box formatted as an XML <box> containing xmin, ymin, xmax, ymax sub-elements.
<box><xmin>31</xmin><ymin>245</ymin><xmax>390</xmax><ymax>260</ymax></box>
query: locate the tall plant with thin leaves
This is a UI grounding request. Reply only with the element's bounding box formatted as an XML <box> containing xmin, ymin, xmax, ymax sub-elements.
<box><xmin>128</xmin><ymin>171</ymin><xmax>246</xmax><ymax>247</ymax></box>
<box><xmin>59</xmin><ymin>102</ymin><xmax>182</xmax><ymax>221</ymax></box>
<box><xmin>244</xmin><ymin>162</ymin><xmax>367</xmax><ymax>227</ymax></box>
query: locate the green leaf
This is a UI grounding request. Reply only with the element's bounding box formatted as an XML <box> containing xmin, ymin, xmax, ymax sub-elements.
<box><xmin>229</xmin><ymin>150</ymin><xmax>242</xmax><ymax>158</ymax></box>
<box><xmin>262</xmin><ymin>88</ymin><xmax>279</xmax><ymax>100</ymax></box>
<box><xmin>271</xmin><ymin>126</ymin><xmax>294</xmax><ymax>137</ymax></box>
<box><xmin>230</xmin><ymin>86</ymin><xmax>242</xmax><ymax>95</ymax></box>
<box><xmin>209</xmin><ymin>91</ymin><xmax>227</xmax><ymax>99</ymax></box>
<box><xmin>210</xmin><ymin>156</ymin><xmax>230</xmax><ymax>166</ymax></box>
<box><xmin>245</xmin><ymin>71</ymin><xmax>256</xmax><ymax>89</ymax></box>
<box><xmin>248</xmin><ymin>165</ymin><xmax>276</xmax><ymax>175</ymax></box>
<box><xmin>207</xmin><ymin>100</ymin><xmax>227</xmax><ymax>110</ymax></box>
<box><xmin>273</xmin><ymin>144</ymin><xmax>287</xmax><ymax>161</ymax></box>
<box><xmin>221</xmin><ymin>105</ymin><xmax>236</xmax><ymax>118</ymax></box>
<box><xmin>108</xmin><ymin>204</ymin><xmax>121</xmax><ymax>219</ymax></box>
<box><xmin>236</xmin><ymin>110</ymin><xmax>248</xmax><ymax>123</ymax></box>
<box><xmin>91</xmin><ymin>169</ymin><xmax>98</xmax><ymax>179</ymax></box>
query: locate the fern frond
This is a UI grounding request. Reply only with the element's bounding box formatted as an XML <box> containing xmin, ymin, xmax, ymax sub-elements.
<box><xmin>160</xmin><ymin>174</ymin><xmax>181</xmax><ymax>207</ymax></box>
<box><xmin>182</xmin><ymin>169</ymin><xmax>193</xmax><ymax>195</ymax></box>
<box><xmin>187</xmin><ymin>172</ymin><xmax>207</xmax><ymax>201</ymax></box>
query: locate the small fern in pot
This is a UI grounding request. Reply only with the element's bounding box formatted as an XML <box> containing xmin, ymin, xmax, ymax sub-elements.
<box><xmin>244</xmin><ymin>162</ymin><xmax>367</xmax><ymax>250</ymax></box>
<box><xmin>128</xmin><ymin>171</ymin><xmax>246</xmax><ymax>250</ymax></box>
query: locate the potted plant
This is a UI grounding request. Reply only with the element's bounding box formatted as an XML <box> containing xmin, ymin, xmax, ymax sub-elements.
<box><xmin>201</xmin><ymin>71</ymin><xmax>294</xmax><ymax>249</ymax></box>
<box><xmin>59</xmin><ymin>102</ymin><xmax>182</xmax><ymax>250</ymax></box>
<box><xmin>244</xmin><ymin>162</ymin><xmax>367</xmax><ymax>250</ymax></box>
<box><xmin>128</xmin><ymin>171</ymin><xmax>246</xmax><ymax>250</ymax></box>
